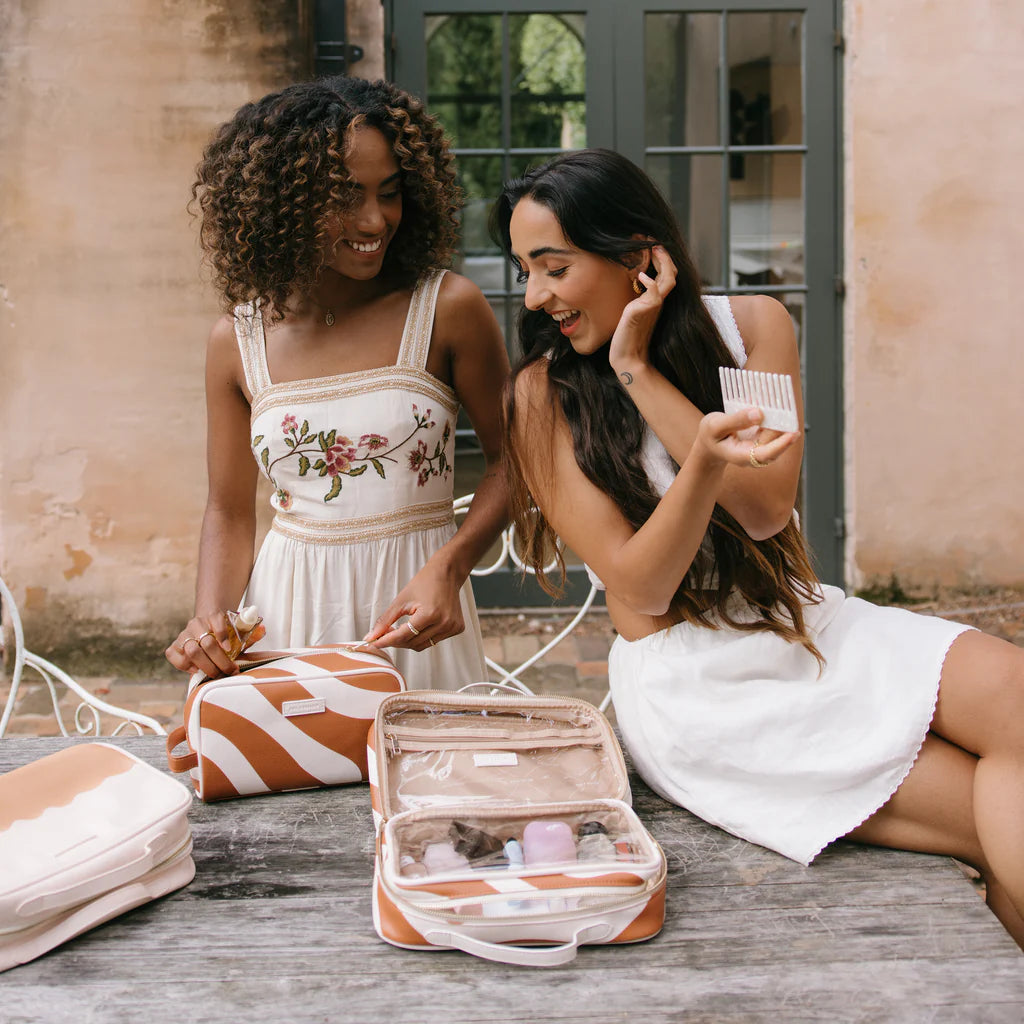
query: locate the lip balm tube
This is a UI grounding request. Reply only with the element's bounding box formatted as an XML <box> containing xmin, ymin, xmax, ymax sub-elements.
<box><xmin>503</xmin><ymin>838</ymin><xmax>524</xmax><ymax>867</ymax></box>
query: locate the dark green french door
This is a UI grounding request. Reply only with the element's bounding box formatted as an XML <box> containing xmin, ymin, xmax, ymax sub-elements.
<box><xmin>389</xmin><ymin>1</ymin><xmax>843</xmax><ymax>602</ymax></box>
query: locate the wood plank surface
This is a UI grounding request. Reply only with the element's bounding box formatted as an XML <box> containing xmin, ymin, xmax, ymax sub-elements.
<box><xmin>1</xmin><ymin>736</ymin><xmax>1021</xmax><ymax>1024</ymax></box>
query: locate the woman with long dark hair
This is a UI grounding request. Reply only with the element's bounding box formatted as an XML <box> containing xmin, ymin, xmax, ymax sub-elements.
<box><xmin>491</xmin><ymin>148</ymin><xmax>1024</xmax><ymax>945</ymax></box>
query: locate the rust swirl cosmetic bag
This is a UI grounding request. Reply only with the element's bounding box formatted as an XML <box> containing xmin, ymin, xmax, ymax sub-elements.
<box><xmin>166</xmin><ymin>643</ymin><xmax>405</xmax><ymax>802</ymax></box>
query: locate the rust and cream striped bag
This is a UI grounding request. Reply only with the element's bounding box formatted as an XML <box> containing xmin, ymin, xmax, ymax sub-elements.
<box><xmin>167</xmin><ymin>643</ymin><xmax>405</xmax><ymax>802</ymax></box>
<box><xmin>368</xmin><ymin>691</ymin><xmax>667</xmax><ymax>966</ymax></box>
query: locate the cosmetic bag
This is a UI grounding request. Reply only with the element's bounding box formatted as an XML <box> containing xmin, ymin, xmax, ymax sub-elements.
<box><xmin>167</xmin><ymin>642</ymin><xmax>406</xmax><ymax>802</ymax></box>
<box><xmin>0</xmin><ymin>742</ymin><xmax>195</xmax><ymax>973</ymax></box>
<box><xmin>368</xmin><ymin>690</ymin><xmax>667</xmax><ymax>966</ymax></box>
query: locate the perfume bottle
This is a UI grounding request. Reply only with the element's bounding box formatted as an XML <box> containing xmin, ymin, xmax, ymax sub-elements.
<box><xmin>225</xmin><ymin>604</ymin><xmax>264</xmax><ymax>659</ymax></box>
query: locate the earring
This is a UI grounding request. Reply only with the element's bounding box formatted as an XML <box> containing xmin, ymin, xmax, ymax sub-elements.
<box><xmin>632</xmin><ymin>278</ymin><xmax>643</xmax><ymax>296</ymax></box>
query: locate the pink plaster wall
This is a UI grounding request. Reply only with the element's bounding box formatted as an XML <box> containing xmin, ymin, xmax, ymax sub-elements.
<box><xmin>0</xmin><ymin>0</ymin><xmax>309</xmax><ymax>646</ymax></box>
<box><xmin>844</xmin><ymin>0</ymin><xmax>1024</xmax><ymax>588</ymax></box>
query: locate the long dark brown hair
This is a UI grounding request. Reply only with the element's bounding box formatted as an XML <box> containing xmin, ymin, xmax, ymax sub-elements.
<box><xmin>490</xmin><ymin>149</ymin><xmax>823</xmax><ymax>659</ymax></box>
<box><xmin>191</xmin><ymin>76</ymin><xmax>460</xmax><ymax>320</ymax></box>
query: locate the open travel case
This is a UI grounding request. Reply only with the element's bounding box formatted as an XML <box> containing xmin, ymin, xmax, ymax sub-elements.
<box><xmin>367</xmin><ymin>691</ymin><xmax>667</xmax><ymax>966</ymax></box>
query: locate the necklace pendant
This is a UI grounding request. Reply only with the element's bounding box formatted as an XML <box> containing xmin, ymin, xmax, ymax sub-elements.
<box><xmin>324</xmin><ymin>310</ymin><xmax>335</xmax><ymax>327</ymax></box>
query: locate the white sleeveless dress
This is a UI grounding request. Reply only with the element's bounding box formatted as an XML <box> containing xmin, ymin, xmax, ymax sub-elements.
<box><xmin>605</xmin><ymin>295</ymin><xmax>973</xmax><ymax>865</ymax></box>
<box><xmin>233</xmin><ymin>270</ymin><xmax>487</xmax><ymax>691</ymax></box>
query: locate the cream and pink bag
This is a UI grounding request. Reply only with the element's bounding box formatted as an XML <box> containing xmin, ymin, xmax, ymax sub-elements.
<box><xmin>0</xmin><ymin>743</ymin><xmax>195</xmax><ymax>973</ymax></box>
<box><xmin>167</xmin><ymin>643</ymin><xmax>405</xmax><ymax>801</ymax></box>
<box><xmin>368</xmin><ymin>690</ymin><xmax>667</xmax><ymax>966</ymax></box>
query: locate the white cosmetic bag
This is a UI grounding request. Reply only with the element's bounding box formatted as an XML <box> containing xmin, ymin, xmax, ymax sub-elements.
<box><xmin>0</xmin><ymin>742</ymin><xmax>195</xmax><ymax>972</ymax></box>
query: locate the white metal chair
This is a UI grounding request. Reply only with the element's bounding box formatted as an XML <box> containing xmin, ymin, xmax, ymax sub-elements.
<box><xmin>455</xmin><ymin>495</ymin><xmax>611</xmax><ymax>713</ymax></box>
<box><xmin>0</xmin><ymin>574</ymin><xmax>166</xmax><ymax>738</ymax></box>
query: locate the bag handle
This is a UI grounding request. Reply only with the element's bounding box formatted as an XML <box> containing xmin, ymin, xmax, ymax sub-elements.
<box><xmin>457</xmin><ymin>679</ymin><xmax>534</xmax><ymax>697</ymax></box>
<box><xmin>165</xmin><ymin>725</ymin><xmax>197</xmax><ymax>773</ymax></box>
<box><xmin>421</xmin><ymin>922</ymin><xmax>611</xmax><ymax>967</ymax></box>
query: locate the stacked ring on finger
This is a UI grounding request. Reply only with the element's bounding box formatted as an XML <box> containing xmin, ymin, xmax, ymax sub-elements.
<box><xmin>406</xmin><ymin>621</ymin><xmax>421</xmax><ymax>637</ymax></box>
<box><xmin>749</xmin><ymin>441</ymin><xmax>769</xmax><ymax>469</ymax></box>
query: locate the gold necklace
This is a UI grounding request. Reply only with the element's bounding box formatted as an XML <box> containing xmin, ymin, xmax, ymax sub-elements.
<box><xmin>307</xmin><ymin>296</ymin><xmax>336</xmax><ymax>327</ymax></box>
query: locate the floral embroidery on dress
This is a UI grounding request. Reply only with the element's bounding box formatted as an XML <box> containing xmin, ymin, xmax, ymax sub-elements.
<box><xmin>252</xmin><ymin>405</ymin><xmax>451</xmax><ymax>504</ymax></box>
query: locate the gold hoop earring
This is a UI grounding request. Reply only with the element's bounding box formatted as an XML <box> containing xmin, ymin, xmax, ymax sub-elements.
<box><xmin>632</xmin><ymin>278</ymin><xmax>643</xmax><ymax>296</ymax></box>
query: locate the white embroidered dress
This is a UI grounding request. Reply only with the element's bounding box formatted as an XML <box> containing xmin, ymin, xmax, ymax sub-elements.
<box><xmin>606</xmin><ymin>295</ymin><xmax>973</xmax><ymax>865</ymax></box>
<box><xmin>233</xmin><ymin>269</ymin><xmax>486</xmax><ymax>691</ymax></box>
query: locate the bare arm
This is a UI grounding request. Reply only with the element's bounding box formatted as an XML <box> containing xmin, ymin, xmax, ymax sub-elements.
<box><xmin>608</xmin><ymin>248</ymin><xmax>803</xmax><ymax>539</ymax></box>
<box><xmin>365</xmin><ymin>273</ymin><xmax>510</xmax><ymax>649</ymax></box>
<box><xmin>165</xmin><ymin>315</ymin><xmax>260</xmax><ymax>677</ymax></box>
<box><xmin>515</xmin><ymin>363</ymin><xmax>795</xmax><ymax>618</ymax></box>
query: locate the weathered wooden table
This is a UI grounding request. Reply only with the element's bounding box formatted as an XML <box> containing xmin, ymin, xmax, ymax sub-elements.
<box><xmin>2</xmin><ymin>736</ymin><xmax>1021</xmax><ymax>1023</ymax></box>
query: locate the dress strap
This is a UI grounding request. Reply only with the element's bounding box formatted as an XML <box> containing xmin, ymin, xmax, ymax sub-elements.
<box><xmin>702</xmin><ymin>294</ymin><xmax>747</xmax><ymax>368</ymax></box>
<box><xmin>233</xmin><ymin>301</ymin><xmax>274</xmax><ymax>398</ymax></box>
<box><xmin>396</xmin><ymin>269</ymin><xmax>448</xmax><ymax>370</ymax></box>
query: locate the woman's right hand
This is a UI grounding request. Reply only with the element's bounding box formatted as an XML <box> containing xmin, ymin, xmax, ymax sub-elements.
<box><xmin>164</xmin><ymin>612</ymin><xmax>260</xmax><ymax>679</ymax></box>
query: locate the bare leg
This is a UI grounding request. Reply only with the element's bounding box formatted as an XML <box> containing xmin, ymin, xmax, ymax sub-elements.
<box><xmin>847</xmin><ymin>630</ymin><xmax>1024</xmax><ymax>948</ymax></box>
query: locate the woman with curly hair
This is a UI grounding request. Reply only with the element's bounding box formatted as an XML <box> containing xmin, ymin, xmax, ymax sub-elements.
<box><xmin>165</xmin><ymin>76</ymin><xmax>508</xmax><ymax>690</ymax></box>
<box><xmin>492</xmin><ymin>148</ymin><xmax>1024</xmax><ymax>946</ymax></box>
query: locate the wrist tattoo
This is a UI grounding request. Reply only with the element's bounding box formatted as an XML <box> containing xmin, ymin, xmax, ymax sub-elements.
<box><xmin>619</xmin><ymin>371</ymin><xmax>634</xmax><ymax>386</ymax></box>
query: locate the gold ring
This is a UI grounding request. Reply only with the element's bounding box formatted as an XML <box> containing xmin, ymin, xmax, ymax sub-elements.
<box><xmin>183</xmin><ymin>636</ymin><xmax>200</xmax><ymax>648</ymax></box>
<box><xmin>406</xmin><ymin>621</ymin><xmax>421</xmax><ymax>637</ymax></box>
<box><xmin>429</xmin><ymin>638</ymin><xmax>437</xmax><ymax>647</ymax></box>
<box><xmin>749</xmin><ymin>442</ymin><xmax>769</xmax><ymax>469</ymax></box>
<box><xmin>196</xmin><ymin>630</ymin><xmax>216</xmax><ymax>643</ymax></box>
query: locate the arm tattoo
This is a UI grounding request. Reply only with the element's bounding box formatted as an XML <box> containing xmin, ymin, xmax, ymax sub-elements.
<box><xmin>619</xmin><ymin>371</ymin><xmax>634</xmax><ymax>386</ymax></box>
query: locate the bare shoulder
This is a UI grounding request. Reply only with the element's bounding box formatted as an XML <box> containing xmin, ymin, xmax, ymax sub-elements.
<box><xmin>208</xmin><ymin>312</ymin><xmax>239</xmax><ymax>351</ymax></box>
<box><xmin>727</xmin><ymin>294</ymin><xmax>796</xmax><ymax>361</ymax></box>
<box><xmin>206</xmin><ymin>313</ymin><xmax>246</xmax><ymax>388</ymax></box>
<box><xmin>434</xmin><ymin>270</ymin><xmax>496</xmax><ymax>333</ymax></box>
<box><xmin>511</xmin><ymin>359</ymin><xmax>557</xmax><ymax>429</ymax></box>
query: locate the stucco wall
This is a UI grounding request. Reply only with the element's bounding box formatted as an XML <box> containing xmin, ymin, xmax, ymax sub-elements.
<box><xmin>3</xmin><ymin>0</ymin><xmax>1022</xmax><ymax>659</ymax></box>
<box><xmin>0</xmin><ymin>0</ymin><xmax>310</xmax><ymax>651</ymax></box>
<box><xmin>844</xmin><ymin>0</ymin><xmax>1024</xmax><ymax>588</ymax></box>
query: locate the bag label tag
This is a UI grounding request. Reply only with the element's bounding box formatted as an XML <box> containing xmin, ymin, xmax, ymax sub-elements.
<box><xmin>282</xmin><ymin>697</ymin><xmax>327</xmax><ymax>718</ymax></box>
<box><xmin>473</xmin><ymin>751</ymin><xmax>519</xmax><ymax>768</ymax></box>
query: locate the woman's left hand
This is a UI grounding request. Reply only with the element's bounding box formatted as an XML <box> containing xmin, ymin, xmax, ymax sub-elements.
<box><xmin>696</xmin><ymin>407</ymin><xmax>800</xmax><ymax>469</ymax></box>
<box><xmin>362</xmin><ymin>561</ymin><xmax>466</xmax><ymax>651</ymax></box>
<box><xmin>608</xmin><ymin>244</ymin><xmax>677</xmax><ymax>372</ymax></box>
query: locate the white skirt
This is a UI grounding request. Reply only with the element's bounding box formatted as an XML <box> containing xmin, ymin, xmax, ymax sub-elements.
<box><xmin>608</xmin><ymin>584</ymin><xmax>972</xmax><ymax>864</ymax></box>
<box><xmin>242</xmin><ymin>522</ymin><xmax>487</xmax><ymax>693</ymax></box>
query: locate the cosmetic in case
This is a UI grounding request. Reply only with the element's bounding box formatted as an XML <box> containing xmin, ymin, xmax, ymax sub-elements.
<box><xmin>368</xmin><ymin>691</ymin><xmax>667</xmax><ymax>966</ymax></box>
<box><xmin>167</xmin><ymin>642</ymin><xmax>406</xmax><ymax>801</ymax></box>
<box><xmin>0</xmin><ymin>742</ymin><xmax>195</xmax><ymax>973</ymax></box>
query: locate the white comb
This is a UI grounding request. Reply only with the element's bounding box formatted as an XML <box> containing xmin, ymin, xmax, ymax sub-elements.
<box><xmin>719</xmin><ymin>367</ymin><xmax>798</xmax><ymax>433</ymax></box>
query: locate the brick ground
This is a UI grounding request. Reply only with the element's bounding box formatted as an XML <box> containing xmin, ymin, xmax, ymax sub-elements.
<box><xmin>4</xmin><ymin>591</ymin><xmax>1024</xmax><ymax>737</ymax></box>
<box><xmin>0</xmin><ymin>615</ymin><xmax>614</xmax><ymax>736</ymax></box>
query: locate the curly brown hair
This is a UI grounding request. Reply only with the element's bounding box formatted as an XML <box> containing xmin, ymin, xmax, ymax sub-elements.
<box><xmin>191</xmin><ymin>76</ymin><xmax>461</xmax><ymax>319</ymax></box>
